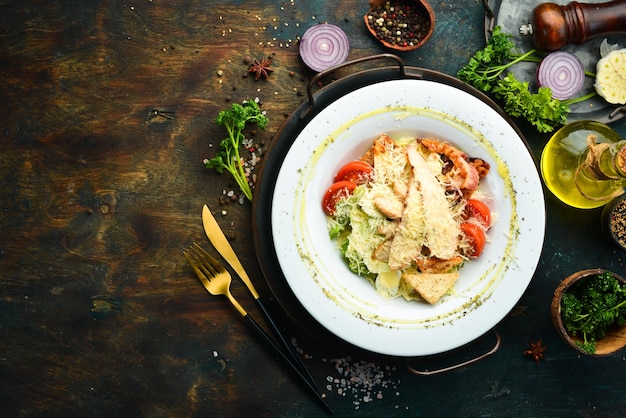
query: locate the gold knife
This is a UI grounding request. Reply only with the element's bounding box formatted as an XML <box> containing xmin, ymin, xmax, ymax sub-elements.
<box><xmin>201</xmin><ymin>204</ymin><xmax>320</xmax><ymax>391</ymax></box>
<box><xmin>202</xmin><ymin>204</ymin><xmax>259</xmax><ymax>298</ymax></box>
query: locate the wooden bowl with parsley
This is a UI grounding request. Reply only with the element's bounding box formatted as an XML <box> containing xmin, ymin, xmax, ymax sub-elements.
<box><xmin>552</xmin><ymin>269</ymin><xmax>626</xmax><ymax>357</ymax></box>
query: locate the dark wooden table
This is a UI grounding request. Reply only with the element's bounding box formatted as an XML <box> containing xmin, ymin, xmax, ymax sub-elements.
<box><xmin>2</xmin><ymin>1</ymin><xmax>626</xmax><ymax>416</ymax></box>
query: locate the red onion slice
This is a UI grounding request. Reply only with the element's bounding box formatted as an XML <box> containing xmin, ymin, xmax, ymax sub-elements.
<box><xmin>299</xmin><ymin>24</ymin><xmax>350</xmax><ymax>72</ymax></box>
<box><xmin>537</xmin><ymin>51</ymin><xmax>586</xmax><ymax>100</ymax></box>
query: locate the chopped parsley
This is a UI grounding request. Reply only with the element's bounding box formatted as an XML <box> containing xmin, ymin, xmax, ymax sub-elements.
<box><xmin>560</xmin><ymin>271</ymin><xmax>626</xmax><ymax>355</ymax></box>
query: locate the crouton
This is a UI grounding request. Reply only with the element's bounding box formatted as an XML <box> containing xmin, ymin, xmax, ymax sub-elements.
<box><xmin>402</xmin><ymin>272</ymin><xmax>459</xmax><ymax>304</ymax></box>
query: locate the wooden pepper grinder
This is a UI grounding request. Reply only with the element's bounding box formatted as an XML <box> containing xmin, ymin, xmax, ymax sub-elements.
<box><xmin>519</xmin><ymin>0</ymin><xmax>626</xmax><ymax>51</ymax></box>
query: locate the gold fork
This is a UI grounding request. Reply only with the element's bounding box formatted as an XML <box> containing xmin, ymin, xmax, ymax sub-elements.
<box><xmin>183</xmin><ymin>243</ymin><xmax>333</xmax><ymax>415</ymax></box>
<box><xmin>184</xmin><ymin>242</ymin><xmax>248</xmax><ymax>316</ymax></box>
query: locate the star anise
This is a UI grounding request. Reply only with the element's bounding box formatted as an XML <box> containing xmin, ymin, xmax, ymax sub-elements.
<box><xmin>524</xmin><ymin>340</ymin><xmax>547</xmax><ymax>363</ymax></box>
<box><xmin>248</xmin><ymin>57</ymin><xmax>274</xmax><ymax>80</ymax></box>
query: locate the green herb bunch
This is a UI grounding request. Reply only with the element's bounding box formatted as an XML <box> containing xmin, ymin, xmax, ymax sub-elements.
<box><xmin>560</xmin><ymin>271</ymin><xmax>626</xmax><ymax>355</ymax></box>
<box><xmin>458</xmin><ymin>26</ymin><xmax>595</xmax><ymax>133</ymax></box>
<box><xmin>204</xmin><ymin>100</ymin><xmax>268</xmax><ymax>202</ymax></box>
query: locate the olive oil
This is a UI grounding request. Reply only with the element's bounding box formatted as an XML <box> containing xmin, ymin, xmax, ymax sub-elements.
<box><xmin>541</xmin><ymin>121</ymin><xmax>625</xmax><ymax>209</ymax></box>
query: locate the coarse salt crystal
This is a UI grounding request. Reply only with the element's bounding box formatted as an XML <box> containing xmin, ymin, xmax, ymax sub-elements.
<box><xmin>323</xmin><ymin>357</ymin><xmax>402</xmax><ymax>409</ymax></box>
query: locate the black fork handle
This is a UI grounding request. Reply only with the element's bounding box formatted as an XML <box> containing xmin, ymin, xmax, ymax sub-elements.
<box><xmin>255</xmin><ymin>298</ymin><xmax>320</xmax><ymax>391</ymax></box>
<box><xmin>243</xmin><ymin>313</ymin><xmax>334</xmax><ymax>415</ymax></box>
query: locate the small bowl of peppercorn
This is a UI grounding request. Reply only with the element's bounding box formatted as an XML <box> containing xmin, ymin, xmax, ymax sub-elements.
<box><xmin>364</xmin><ymin>0</ymin><xmax>435</xmax><ymax>52</ymax></box>
<box><xmin>551</xmin><ymin>268</ymin><xmax>626</xmax><ymax>357</ymax></box>
<box><xmin>601</xmin><ymin>194</ymin><xmax>626</xmax><ymax>251</ymax></box>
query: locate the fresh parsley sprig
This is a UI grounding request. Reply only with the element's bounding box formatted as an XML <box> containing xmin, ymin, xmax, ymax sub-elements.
<box><xmin>491</xmin><ymin>74</ymin><xmax>569</xmax><ymax>131</ymax></box>
<box><xmin>560</xmin><ymin>271</ymin><xmax>626</xmax><ymax>355</ymax></box>
<box><xmin>204</xmin><ymin>100</ymin><xmax>268</xmax><ymax>202</ymax></box>
<box><xmin>458</xmin><ymin>26</ymin><xmax>593</xmax><ymax>133</ymax></box>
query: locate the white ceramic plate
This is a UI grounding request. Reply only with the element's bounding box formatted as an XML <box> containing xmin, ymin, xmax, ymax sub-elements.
<box><xmin>271</xmin><ymin>79</ymin><xmax>545</xmax><ymax>357</ymax></box>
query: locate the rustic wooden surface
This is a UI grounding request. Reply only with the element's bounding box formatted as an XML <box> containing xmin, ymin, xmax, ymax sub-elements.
<box><xmin>2</xmin><ymin>0</ymin><xmax>626</xmax><ymax>417</ymax></box>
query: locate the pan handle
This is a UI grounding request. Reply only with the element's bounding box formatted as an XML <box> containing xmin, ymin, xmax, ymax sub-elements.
<box><xmin>305</xmin><ymin>53</ymin><xmax>408</xmax><ymax>107</ymax></box>
<box><xmin>482</xmin><ymin>0</ymin><xmax>496</xmax><ymax>33</ymax></box>
<box><xmin>404</xmin><ymin>329</ymin><xmax>501</xmax><ymax>376</ymax></box>
<box><xmin>609</xmin><ymin>106</ymin><xmax>626</xmax><ymax>120</ymax></box>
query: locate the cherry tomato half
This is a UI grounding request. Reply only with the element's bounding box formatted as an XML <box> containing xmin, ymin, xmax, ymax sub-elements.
<box><xmin>462</xmin><ymin>199</ymin><xmax>492</xmax><ymax>228</ymax></box>
<box><xmin>461</xmin><ymin>222</ymin><xmax>486</xmax><ymax>258</ymax></box>
<box><xmin>334</xmin><ymin>161</ymin><xmax>373</xmax><ymax>185</ymax></box>
<box><xmin>322</xmin><ymin>180</ymin><xmax>357</xmax><ymax>215</ymax></box>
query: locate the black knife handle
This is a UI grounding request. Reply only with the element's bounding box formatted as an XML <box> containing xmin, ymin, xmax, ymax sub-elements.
<box><xmin>255</xmin><ymin>298</ymin><xmax>320</xmax><ymax>391</ymax></box>
<box><xmin>243</xmin><ymin>314</ymin><xmax>334</xmax><ymax>414</ymax></box>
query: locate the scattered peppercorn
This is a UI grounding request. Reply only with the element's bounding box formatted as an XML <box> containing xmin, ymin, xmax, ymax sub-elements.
<box><xmin>366</xmin><ymin>0</ymin><xmax>431</xmax><ymax>48</ymax></box>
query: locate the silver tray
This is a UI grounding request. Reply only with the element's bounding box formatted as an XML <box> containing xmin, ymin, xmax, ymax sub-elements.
<box><xmin>483</xmin><ymin>0</ymin><xmax>626</xmax><ymax>124</ymax></box>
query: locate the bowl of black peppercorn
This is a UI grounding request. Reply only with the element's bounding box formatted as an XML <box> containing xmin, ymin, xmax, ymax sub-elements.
<box><xmin>364</xmin><ymin>0</ymin><xmax>435</xmax><ymax>52</ymax></box>
<box><xmin>601</xmin><ymin>193</ymin><xmax>626</xmax><ymax>252</ymax></box>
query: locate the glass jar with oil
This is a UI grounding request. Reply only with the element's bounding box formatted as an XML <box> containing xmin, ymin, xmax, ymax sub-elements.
<box><xmin>541</xmin><ymin>121</ymin><xmax>626</xmax><ymax>209</ymax></box>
